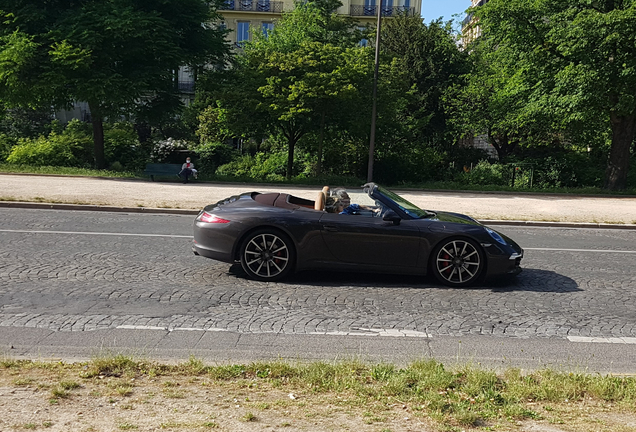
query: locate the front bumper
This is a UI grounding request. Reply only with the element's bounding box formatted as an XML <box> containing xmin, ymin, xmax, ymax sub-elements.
<box><xmin>483</xmin><ymin>245</ymin><xmax>523</xmax><ymax>277</ymax></box>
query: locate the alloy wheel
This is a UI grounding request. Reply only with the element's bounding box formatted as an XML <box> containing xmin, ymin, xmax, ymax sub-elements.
<box><xmin>241</xmin><ymin>232</ymin><xmax>291</xmax><ymax>280</ymax></box>
<box><xmin>434</xmin><ymin>239</ymin><xmax>482</xmax><ymax>286</ymax></box>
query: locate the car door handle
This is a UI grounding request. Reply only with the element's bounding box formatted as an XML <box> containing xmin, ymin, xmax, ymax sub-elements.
<box><xmin>323</xmin><ymin>225</ymin><xmax>339</xmax><ymax>232</ymax></box>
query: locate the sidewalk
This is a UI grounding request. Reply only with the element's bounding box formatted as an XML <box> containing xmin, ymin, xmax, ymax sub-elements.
<box><xmin>1</xmin><ymin>173</ymin><xmax>636</xmax><ymax>225</ymax></box>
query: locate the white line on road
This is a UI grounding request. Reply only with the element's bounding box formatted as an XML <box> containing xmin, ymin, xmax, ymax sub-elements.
<box><xmin>568</xmin><ymin>336</ymin><xmax>636</xmax><ymax>344</ymax></box>
<box><xmin>525</xmin><ymin>247</ymin><xmax>636</xmax><ymax>254</ymax></box>
<box><xmin>0</xmin><ymin>229</ymin><xmax>191</xmax><ymax>239</ymax></box>
<box><xmin>113</xmin><ymin>325</ymin><xmax>430</xmax><ymax>338</ymax></box>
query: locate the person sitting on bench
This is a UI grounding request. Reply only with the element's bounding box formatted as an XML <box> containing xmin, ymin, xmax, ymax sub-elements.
<box><xmin>178</xmin><ymin>157</ymin><xmax>197</xmax><ymax>183</ymax></box>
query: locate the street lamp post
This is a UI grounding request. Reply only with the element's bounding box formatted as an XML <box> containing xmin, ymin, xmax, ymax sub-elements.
<box><xmin>367</xmin><ymin>0</ymin><xmax>383</xmax><ymax>183</ymax></box>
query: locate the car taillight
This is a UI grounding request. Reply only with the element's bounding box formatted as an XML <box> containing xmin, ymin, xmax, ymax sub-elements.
<box><xmin>198</xmin><ymin>211</ymin><xmax>230</xmax><ymax>224</ymax></box>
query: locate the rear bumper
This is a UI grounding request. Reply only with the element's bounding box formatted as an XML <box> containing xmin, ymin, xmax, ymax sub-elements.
<box><xmin>192</xmin><ymin>242</ymin><xmax>234</xmax><ymax>263</ymax></box>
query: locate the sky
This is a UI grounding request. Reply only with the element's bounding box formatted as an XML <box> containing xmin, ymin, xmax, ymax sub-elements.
<box><xmin>420</xmin><ymin>0</ymin><xmax>470</xmax><ymax>23</ymax></box>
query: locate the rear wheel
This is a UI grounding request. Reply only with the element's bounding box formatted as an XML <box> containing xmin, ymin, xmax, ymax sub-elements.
<box><xmin>239</xmin><ymin>229</ymin><xmax>295</xmax><ymax>281</ymax></box>
<box><xmin>431</xmin><ymin>238</ymin><xmax>484</xmax><ymax>287</ymax></box>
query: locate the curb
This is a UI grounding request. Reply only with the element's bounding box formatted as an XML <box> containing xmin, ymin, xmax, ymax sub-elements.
<box><xmin>0</xmin><ymin>201</ymin><xmax>198</xmax><ymax>215</ymax></box>
<box><xmin>2</xmin><ymin>200</ymin><xmax>636</xmax><ymax>230</ymax></box>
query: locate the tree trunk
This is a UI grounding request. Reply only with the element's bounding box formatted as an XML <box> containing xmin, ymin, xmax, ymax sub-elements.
<box><xmin>88</xmin><ymin>101</ymin><xmax>106</xmax><ymax>169</ymax></box>
<box><xmin>316</xmin><ymin>111</ymin><xmax>326</xmax><ymax>176</ymax></box>
<box><xmin>487</xmin><ymin>130</ymin><xmax>517</xmax><ymax>161</ymax></box>
<box><xmin>605</xmin><ymin>113</ymin><xmax>636</xmax><ymax>190</ymax></box>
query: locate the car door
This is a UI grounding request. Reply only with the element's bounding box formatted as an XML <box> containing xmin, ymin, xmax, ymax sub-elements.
<box><xmin>318</xmin><ymin>213</ymin><xmax>421</xmax><ymax>268</ymax></box>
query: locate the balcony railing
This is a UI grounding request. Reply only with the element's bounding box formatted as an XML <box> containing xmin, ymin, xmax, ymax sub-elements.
<box><xmin>350</xmin><ymin>5</ymin><xmax>414</xmax><ymax>16</ymax></box>
<box><xmin>220</xmin><ymin>0</ymin><xmax>283</xmax><ymax>13</ymax></box>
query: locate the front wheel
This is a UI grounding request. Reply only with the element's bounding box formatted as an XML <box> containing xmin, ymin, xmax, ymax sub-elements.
<box><xmin>431</xmin><ymin>238</ymin><xmax>484</xmax><ymax>287</ymax></box>
<box><xmin>239</xmin><ymin>229</ymin><xmax>295</xmax><ymax>281</ymax></box>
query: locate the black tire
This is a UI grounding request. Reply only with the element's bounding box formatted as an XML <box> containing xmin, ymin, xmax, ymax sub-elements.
<box><xmin>239</xmin><ymin>229</ymin><xmax>295</xmax><ymax>282</ymax></box>
<box><xmin>430</xmin><ymin>237</ymin><xmax>484</xmax><ymax>287</ymax></box>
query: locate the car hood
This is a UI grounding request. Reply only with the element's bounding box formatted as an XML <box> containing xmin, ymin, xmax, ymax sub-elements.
<box><xmin>430</xmin><ymin>211</ymin><xmax>482</xmax><ymax>226</ymax></box>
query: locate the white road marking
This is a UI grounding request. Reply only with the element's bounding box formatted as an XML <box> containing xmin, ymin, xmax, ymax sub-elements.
<box><xmin>525</xmin><ymin>247</ymin><xmax>636</xmax><ymax>254</ymax></box>
<box><xmin>568</xmin><ymin>336</ymin><xmax>636</xmax><ymax>344</ymax></box>
<box><xmin>0</xmin><ymin>229</ymin><xmax>191</xmax><ymax>239</ymax></box>
<box><xmin>116</xmin><ymin>325</ymin><xmax>169</xmax><ymax>331</ymax></box>
<box><xmin>113</xmin><ymin>325</ymin><xmax>430</xmax><ymax>338</ymax></box>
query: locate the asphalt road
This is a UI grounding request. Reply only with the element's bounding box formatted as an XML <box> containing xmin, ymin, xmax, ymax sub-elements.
<box><xmin>1</xmin><ymin>208</ymin><xmax>635</xmax><ymax>373</ymax></box>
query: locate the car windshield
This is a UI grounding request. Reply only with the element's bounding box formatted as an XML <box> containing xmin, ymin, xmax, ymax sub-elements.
<box><xmin>373</xmin><ymin>186</ymin><xmax>432</xmax><ymax>219</ymax></box>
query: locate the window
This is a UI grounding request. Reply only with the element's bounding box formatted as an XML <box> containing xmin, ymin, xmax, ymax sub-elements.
<box><xmin>357</xmin><ymin>26</ymin><xmax>368</xmax><ymax>47</ymax></box>
<box><xmin>262</xmin><ymin>22</ymin><xmax>274</xmax><ymax>37</ymax></box>
<box><xmin>364</xmin><ymin>0</ymin><xmax>375</xmax><ymax>15</ymax></box>
<box><xmin>237</xmin><ymin>21</ymin><xmax>250</xmax><ymax>46</ymax></box>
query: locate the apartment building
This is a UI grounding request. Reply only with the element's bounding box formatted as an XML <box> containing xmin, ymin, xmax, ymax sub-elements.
<box><xmin>219</xmin><ymin>0</ymin><xmax>420</xmax><ymax>47</ymax></box>
<box><xmin>462</xmin><ymin>0</ymin><xmax>488</xmax><ymax>44</ymax></box>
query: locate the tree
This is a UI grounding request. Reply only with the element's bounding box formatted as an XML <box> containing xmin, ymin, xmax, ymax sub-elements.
<box><xmin>445</xmin><ymin>42</ymin><xmax>551</xmax><ymax>161</ymax></box>
<box><xmin>476</xmin><ymin>0</ymin><xmax>636</xmax><ymax>190</ymax></box>
<box><xmin>198</xmin><ymin>1</ymin><xmax>371</xmax><ymax>179</ymax></box>
<box><xmin>382</xmin><ymin>14</ymin><xmax>469</xmax><ymax>147</ymax></box>
<box><xmin>0</xmin><ymin>0</ymin><xmax>230</xmax><ymax>168</ymax></box>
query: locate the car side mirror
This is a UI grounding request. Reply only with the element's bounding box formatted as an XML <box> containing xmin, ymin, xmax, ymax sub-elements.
<box><xmin>382</xmin><ymin>210</ymin><xmax>401</xmax><ymax>225</ymax></box>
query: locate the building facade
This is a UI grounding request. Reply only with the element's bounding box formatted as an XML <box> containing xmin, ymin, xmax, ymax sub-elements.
<box><xmin>461</xmin><ymin>0</ymin><xmax>488</xmax><ymax>45</ymax></box>
<box><xmin>218</xmin><ymin>0</ymin><xmax>420</xmax><ymax>47</ymax></box>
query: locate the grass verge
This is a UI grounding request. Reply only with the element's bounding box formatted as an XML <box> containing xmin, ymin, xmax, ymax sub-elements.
<box><xmin>1</xmin><ymin>355</ymin><xmax>635</xmax><ymax>431</ymax></box>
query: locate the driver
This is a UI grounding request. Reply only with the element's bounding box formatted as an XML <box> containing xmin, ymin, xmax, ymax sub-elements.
<box><xmin>330</xmin><ymin>189</ymin><xmax>381</xmax><ymax>215</ymax></box>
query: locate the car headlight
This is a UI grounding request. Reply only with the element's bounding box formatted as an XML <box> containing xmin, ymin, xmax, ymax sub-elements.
<box><xmin>485</xmin><ymin>227</ymin><xmax>507</xmax><ymax>245</ymax></box>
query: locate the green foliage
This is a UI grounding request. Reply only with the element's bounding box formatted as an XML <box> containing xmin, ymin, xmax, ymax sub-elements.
<box><xmin>0</xmin><ymin>0</ymin><xmax>231</xmax><ymax>167</ymax></box>
<box><xmin>103</xmin><ymin>122</ymin><xmax>143</xmax><ymax>170</ymax></box>
<box><xmin>0</xmin><ymin>133</ymin><xmax>16</xmax><ymax>161</ymax></box>
<box><xmin>374</xmin><ymin>147</ymin><xmax>447</xmax><ymax>184</ymax></box>
<box><xmin>382</xmin><ymin>14</ymin><xmax>469</xmax><ymax>145</ymax></box>
<box><xmin>217</xmin><ymin>151</ymin><xmax>308</xmax><ymax>182</ymax></box>
<box><xmin>474</xmin><ymin>0</ymin><xmax>636</xmax><ymax>189</ymax></box>
<box><xmin>193</xmin><ymin>141</ymin><xmax>238</xmax><ymax>175</ymax></box>
<box><xmin>455</xmin><ymin>160</ymin><xmax>509</xmax><ymax>186</ymax></box>
<box><xmin>3</xmin><ymin>119</ymin><xmax>144</xmax><ymax>169</ymax></box>
<box><xmin>0</xmin><ymin>107</ymin><xmax>53</xmax><ymax>140</ymax></box>
<box><xmin>6</xmin><ymin>119</ymin><xmax>92</xmax><ymax>167</ymax></box>
<box><xmin>198</xmin><ymin>1</ymin><xmax>375</xmax><ymax>179</ymax></box>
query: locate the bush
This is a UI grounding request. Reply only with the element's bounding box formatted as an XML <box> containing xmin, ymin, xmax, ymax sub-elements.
<box><xmin>374</xmin><ymin>147</ymin><xmax>447</xmax><ymax>184</ymax></box>
<box><xmin>150</xmin><ymin>137</ymin><xmax>190</xmax><ymax>163</ymax></box>
<box><xmin>217</xmin><ymin>151</ymin><xmax>306</xmax><ymax>181</ymax></box>
<box><xmin>6</xmin><ymin>119</ymin><xmax>93</xmax><ymax>167</ymax></box>
<box><xmin>455</xmin><ymin>160</ymin><xmax>509</xmax><ymax>186</ymax></box>
<box><xmin>193</xmin><ymin>141</ymin><xmax>238</xmax><ymax>175</ymax></box>
<box><xmin>103</xmin><ymin>122</ymin><xmax>143</xmax><ymax>170</ymax></box>
<box><xmin>0</xmin><ymin>133</ymin><xmax>17</xmax><ymax>162</ymax></box>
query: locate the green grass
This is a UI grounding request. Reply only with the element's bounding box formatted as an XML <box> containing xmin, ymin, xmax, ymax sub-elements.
<box><xmin>3</xmin><ymin>355</ymin><xmax>636</xmax><ymax>430</ymax></box>
<box><xmin>0</xmin><ymin>163</ymin><xmax>137</xmax><ymax>178</ymax></box>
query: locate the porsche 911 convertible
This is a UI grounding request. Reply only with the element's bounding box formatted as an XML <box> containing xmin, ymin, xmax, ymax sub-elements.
<box><xmin>192</xmin><ymin>183</ymin><xmax>523</xmax><ymax>286</ymax></box>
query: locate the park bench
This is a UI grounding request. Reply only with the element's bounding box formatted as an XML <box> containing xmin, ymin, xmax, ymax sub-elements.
<box><xmin>143</xmin><ymin>163</ymin><xmax>183</xmax><ymax>181</ymax></box>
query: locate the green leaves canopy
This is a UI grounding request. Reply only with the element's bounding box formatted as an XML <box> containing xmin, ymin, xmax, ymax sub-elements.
<box><xmin>0</xmin><ymin>0</ymin><xmax>230</xmax><ymax>167</ymax></box>
<box><xmin>475</xmin><ymin>0</ymin><xmax>636</xmax><ymax>189</ymax></box>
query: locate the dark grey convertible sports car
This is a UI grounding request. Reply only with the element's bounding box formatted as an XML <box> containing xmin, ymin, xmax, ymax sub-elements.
<box><xmin>192</xmin><ymin>183</ymin><xmax>523</xmax><ymax>286</ymax></box>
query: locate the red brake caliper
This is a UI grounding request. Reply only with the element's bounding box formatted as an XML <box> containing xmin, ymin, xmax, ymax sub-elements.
<box><xmin>442</xmin><ymin>253</ymin><xmax>452</xmax><ymax>274</ymax></box>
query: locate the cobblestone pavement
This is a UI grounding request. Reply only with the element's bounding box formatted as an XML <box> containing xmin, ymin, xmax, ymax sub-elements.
<box><xmin>1</xmin><ymin>209</ymin><xmax>636</xmax><ymax>340</ymax></box>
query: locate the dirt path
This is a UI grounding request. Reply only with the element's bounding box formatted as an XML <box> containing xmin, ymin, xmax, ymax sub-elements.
<box><xmin>2</xmin><ymin>174</ymin><xmax>636</xmax><ymax>223</ymax></box>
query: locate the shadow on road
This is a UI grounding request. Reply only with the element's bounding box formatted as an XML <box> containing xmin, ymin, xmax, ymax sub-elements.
<box><xmin>227</xmin><ymin>265</ymin><xmax>580</xmax><ymax>293</ymax></box>
<box><xmin>487</xmin><ymin>268</ymin><xmax>581</xmax><ymax>293</ymax></box>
